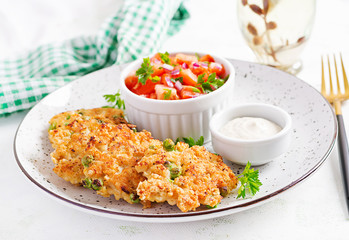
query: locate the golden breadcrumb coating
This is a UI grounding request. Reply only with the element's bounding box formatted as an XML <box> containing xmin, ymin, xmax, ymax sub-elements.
<box><xmin>48</xmin><ymin>108</ymin><xmax>238</xmax><ymax>212</ymax></box>
<box><xmin>48</xmin><ymin>108</ymin><xmax>153</xmax><ymax>205</ymax></box>
<box><xmin>136</xmin><ymin>140</ymin><xmax>238</xmax><ymax>212</ymax></box>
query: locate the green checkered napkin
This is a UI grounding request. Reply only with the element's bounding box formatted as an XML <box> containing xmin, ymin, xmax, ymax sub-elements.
<box><xmin>0</xmin><ymin>0</ymin><xmax>189</xmax><ymax>117</ymax></box>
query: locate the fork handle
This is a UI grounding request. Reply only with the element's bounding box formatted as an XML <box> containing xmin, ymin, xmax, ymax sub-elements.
<box><xmin>337</xmin><ymin>114</ymin><xmax>349</xmax><ymax>212</ymax></box>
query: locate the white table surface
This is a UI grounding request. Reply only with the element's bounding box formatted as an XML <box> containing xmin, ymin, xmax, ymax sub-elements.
<box><xmin>1</xmin><ymin>0</ymin><xmax>349</xmax><ymax>239</ymax></box>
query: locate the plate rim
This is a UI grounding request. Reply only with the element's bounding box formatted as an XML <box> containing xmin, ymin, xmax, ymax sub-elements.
<box><xmin>13</xmin><ymin>59</ymin><xmax>338</xmax><ymax>221</ymax></box>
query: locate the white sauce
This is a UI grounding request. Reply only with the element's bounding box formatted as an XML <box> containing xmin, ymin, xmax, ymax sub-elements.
<box><xmin>219</xmin><ymin>117</ymin><xmax>282</xmax><ymax>140</ymax></box>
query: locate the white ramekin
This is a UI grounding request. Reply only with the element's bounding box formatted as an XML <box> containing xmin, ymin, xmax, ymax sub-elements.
<box><xmin>120</xmin><ymin>51</ymin><xmax>235</xmax><ymax>142</ymax></box>
<box><xmin>209</xmin><ymin>103</ymin><xmax>292</xmax><ymax>166</ymax></box>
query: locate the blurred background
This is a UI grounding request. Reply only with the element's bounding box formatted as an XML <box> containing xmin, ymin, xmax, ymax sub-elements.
<box><xmin>1</xmin><ymin>0</ymin><xmax>348</xmax><ymax>84</ymax></box>
<box><xmin>0</xmin><ymin>0</ymin><xmax>347</xmax><ymax>62</ymax></box>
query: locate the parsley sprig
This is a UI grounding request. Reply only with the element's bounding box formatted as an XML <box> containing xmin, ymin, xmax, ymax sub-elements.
<box><xmin>136</xmin><ymin>57</ymin><xmax>154</xmax><ymax>85</ymax></box>
<box><xmin>196</xmin><ymin>73</ymin><xmax>227</xmax><ymax>93</ymax></box>
<box><xmin>159</xmin><ymin>52</ymin><xmax>171</xmax><ymax>64</ymax></box>
<box><xmin>173</xmin><ymin>76</ymin><xmax>183</xmax><ymax>83</ymax></box>
<box><xmin>175</xmin><ymin>136</ymin><xmax>204</xmax><ymax>147</ymax></box>
<box><xmin>237</xmin><ymin>162</ymin><xmax>262</xmax><ymax>199</ymax></box>
<box><xmin>103</xmin><ymin>90</ymin><xmax>125</xmax><ymax>110</ymax></box>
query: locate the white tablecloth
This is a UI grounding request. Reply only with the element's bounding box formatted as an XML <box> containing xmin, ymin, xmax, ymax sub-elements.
<box><xmin>1</xmin><ymin>0</ymin><xmax>349</xmax><ymax>239</ymax></box>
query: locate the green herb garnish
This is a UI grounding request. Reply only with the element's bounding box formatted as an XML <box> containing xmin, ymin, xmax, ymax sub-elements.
<box><xmin>82</xmin><ymin>178</ymin><xmax>92</xmax><ymax>189</ymax></box>
<box><xmin>91</xmin><ymin>179</ymin><xmax>103</xmax><ymax>191</ymax></box>
<box><xmin>169</xmin><ymin>166</ymin><xmax>181</xmax><ymax>180</ymax></box>
<box><xmin>82</xmin><ymin>178</ymin><xmax>103</xmax><ymax>191</ymax></box>
<box><xmin>237</xmin><ymin>161</ymin><xmax>262</xmax><ymax>199</ymax></box>
<box><xmin>173</xmin><ymin>76</ymin><xmax>183</xmax><ymax>83</ymax></box>
<box><xmin>197</xmin><ymin>73</ymin><xmax>205</xmax><ymax>84</ymax></box>
<box><xmin>136</xmin><ymin>57</ymin><xmax>154</xmax><ymax>85</ymax></box>
<box><xmin>182</xmin><ymin>136</ymin><xmax>204</xmax><ymax>147</ymax></box>
<box><xmin>196</xmin><ymin>73</ymin><xmax>227</xmax><ymax>94</ymax></box>
<box><xmin>163</xmin><ymin>139</ymin><xmax>175</xmax><ymax>151</ymax></box>
<box><xmin>81</xmin><ymin>155</ymin><xmax>94</xmax><ymax>168</ymax></box>
<box><xmin>191</xmin><ymin>86</ymin><xmax>201</xmax><ymax>93</ymax></box>
<box><xmin>223</xmin><ymin>74</ymin><xmax>230</xmax><ymax>81</ymax></box>
<box><xmin>164</xmin><ymin>89</ymin><xmax>172</xmax><ymax>100</ymax></box>
<box><xmin>159</xmin><ymin>52</ymin><xmax>171</xmax><ymax>64</ymax></box>
<box><xmin>164</xmin><ymin>161</ymin><xmax>182</xmax><ymax>180</ymax></box>
<box><xmin>150</xmin><ymin>76</ymin><xmax>160</xmax><ymax>83</ymax></box>
<box><xmin>130</xmin><ymin>193</ymin><xmax>140</xmax><ymax>203</ymax></box>
<box><xmin>103</xmin><ymin>90</ymin><xmax>125</xmax><ymax>110</ymax></box>
<box><xmin>206</xmin><ymin>204</ymin><xmax>218</xmax><ymax>209</ymax></box>
<box><xmin>49</xmin><ymin>122</ymin><xmax>57</xmax><ymax>131</ymax></box>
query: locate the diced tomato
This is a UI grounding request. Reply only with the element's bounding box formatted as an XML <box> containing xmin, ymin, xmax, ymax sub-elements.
<box><xmin>150</xmin><ymin>53</ymin><xmax>162</xmax><ymax>64</ymax></box>
<box><xmin>152</xmin><ymin>63</ymin><xmax>165</xmax><ymax>77</ymax></box>
<box><xmin>179</xmin><ymin>86</ymin><xmax>203</xmax><ymax>99</ymax></box>
<box><xmin>199</xmin><ymin>54</ymin><xmax>215</xmax><ymax>63</ymax></box>
<box><xmin>179</xmin><ymin>69</ymin><xmax>198</xmax><ymax>86</ymax></box>
<box><xmin>149</xmin><ymin>93</ymin><xmax>157</xmax><ymax>99</ymax></box>
<box><xmin>209</xmin><ymin>62</ymin><xmax>225</xmax><ymax>77</ymax></box>
<box><xmin>174</xmin><ymin>53</ymin><xmax>198</xmax><ymax>65</ymax></box>
<box><xmin>155</xmin><ymin>85</ymin><xmax>179</xmax><ymax>100</ymax></box>
<box><xmin>169</xmin><ymin>56</ymin><xmax>176</xmax><ymax>64</ymax></box>
<box><xmin>125</xmin><ymin>72</ymin><xmax>138</xmax><ymax>90</ymax></box>
<box><xmin>190</xmin><ymin>62</ymin><xmax>209</xmax><ymax>76</ymax></box>
<box><xmin>133</xmin><ymin>79</ymin><xmax>157</xmax><ymax>95</ymax></box>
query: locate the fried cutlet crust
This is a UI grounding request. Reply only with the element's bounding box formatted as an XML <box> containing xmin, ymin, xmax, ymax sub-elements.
<box><xmin>48</xmin><ymin>108</ymin><xmax>238</xmax><ymax>212</ymax></box>
<box><xmin>135</xmin><ymin>141</ymin><xmax>238</xmax><ymax>212</ymax></box>
<box><xmin>48</xmin><ymin>108</ymin><xmax>153</xmax><ymax>205</ymax></box>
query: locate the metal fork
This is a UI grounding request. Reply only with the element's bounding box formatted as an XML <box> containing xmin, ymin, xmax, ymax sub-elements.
<box><xmin>321</xmin><ymin>53</ymin><xmax>349</xmax><ymax>214</ymax></box>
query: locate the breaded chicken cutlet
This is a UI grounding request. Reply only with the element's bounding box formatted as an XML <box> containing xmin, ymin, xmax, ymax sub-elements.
<box><xmin>136</xmin><ymin>139</ymin><xmax>238</xmax><ymax>212</ymax></box>
<box><xmin>48</xmin><ymin>108</ymin><xmax>238</xmax><ymax>212</ymax></box>
<box><xmin>48</xmin><ymin>108</ymin><xmax>154</xmax><ymax>206</ymax></box>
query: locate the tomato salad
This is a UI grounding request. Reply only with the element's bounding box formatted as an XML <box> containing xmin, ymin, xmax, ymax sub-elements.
<box><xmin>125</xmin><ymin>52</ymin><xmax>229</xmax><ymax>100</ymax></box>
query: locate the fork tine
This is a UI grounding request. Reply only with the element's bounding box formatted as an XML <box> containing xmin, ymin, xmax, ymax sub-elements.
<box><xmin>327</xmin><ymin>55</ymin><xmax>334</xmax><ymax>97</ymax></box>
<box><xmin>340</xmin><ymin>53</ymin><xmax>349</xmax><ymax>96</ymax></box>
<box><xmin>321</xmin><ymin>56</ymin><xmax>327</xmax><ymax>96</ymax></box>
<box><xmin>334</xmin><ymin>54</ymin><xmax>342</xmax><ymax>95</ymax></box>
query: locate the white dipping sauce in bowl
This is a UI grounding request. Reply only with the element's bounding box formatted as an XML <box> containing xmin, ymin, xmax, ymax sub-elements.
<box><xmin>219</xmin><ymin>117</ymin><xmax>282</xmax><ymax>140</ymax></box>
<box><xmin>209</xmin><ymin>103</ymin><xmax>292</xmax><ymax>166</ymax></box>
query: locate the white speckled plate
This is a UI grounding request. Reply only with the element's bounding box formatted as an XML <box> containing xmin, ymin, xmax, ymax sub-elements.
<box><xmin>14</xmin><ymin>60</ymin><xmax>337</xmax><ymax>223</ymax></box>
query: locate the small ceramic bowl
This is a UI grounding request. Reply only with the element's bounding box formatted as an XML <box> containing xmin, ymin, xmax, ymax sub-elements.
<box><xmin>209</xmin><ymin>103</ymin><xmax>292</xmax><ymax>166</ymax></box>
<box><xmin>120</xmin><ymin>51</ymin><xmax>235</xmax><ymax>142</ymax></box>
